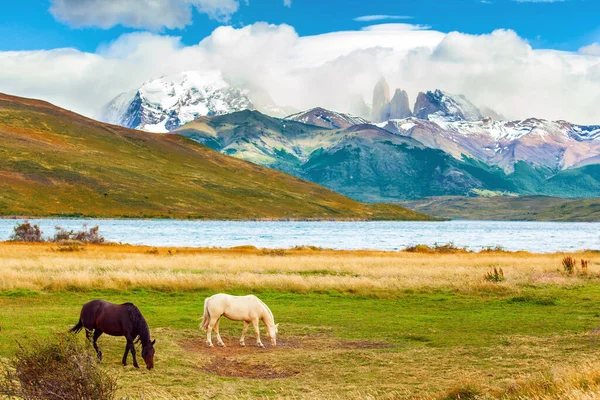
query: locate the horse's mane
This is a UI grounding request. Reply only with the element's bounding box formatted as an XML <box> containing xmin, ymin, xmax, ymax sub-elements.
<box><xmin>259</xmin><ymin>299</ymin><xmax>275</xmax><ymax>324</ymax></box>
<box><xmin>123</xmin><ymin>303</ymin><xmax>151</xmax><ymax>345</ymax></box>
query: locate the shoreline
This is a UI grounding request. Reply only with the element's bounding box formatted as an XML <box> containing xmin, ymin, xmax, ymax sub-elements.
<box><xmin>0</xmin><ymin>241</ymin><xmax>596</xmax><ymax>256</ymax></box>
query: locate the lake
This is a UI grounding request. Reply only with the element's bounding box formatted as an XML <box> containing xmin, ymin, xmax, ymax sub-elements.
<box><xmin>0</xmin><ymin>219</ymin><xmax>598</xmax><ymax>253</ymax></box>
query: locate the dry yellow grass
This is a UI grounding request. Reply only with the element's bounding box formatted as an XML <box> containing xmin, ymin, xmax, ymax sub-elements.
<box><xmin>0</xmin><ymin>242</ymin><xmax>597</xmax><ymax>294</ymax></box>
<box><xmin>3</xmin><ymin>243</ymin><xmax>600</xmax><ymax>399</ymax></box>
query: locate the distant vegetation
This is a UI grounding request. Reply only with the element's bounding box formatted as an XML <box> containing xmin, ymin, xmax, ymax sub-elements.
<box><xmin>0</xmin><ymin>93</ymin><xmax>429</xmax><ymax>221</ymax></box>
<box><xmin>403</xmin><ymin>195</ymin><xmax>600</xmax><ymax>221</ymax></box>
<box><xmin>9</xmin><ymin>221</ymin><xmax>105</xmax><ymax>244</ymax></box>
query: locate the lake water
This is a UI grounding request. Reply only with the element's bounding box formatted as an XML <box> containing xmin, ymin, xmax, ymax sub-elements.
<box><xmin>0</xmin><ymin>219</ymin><xmax>598</xmax><ymax>253</ymax></box>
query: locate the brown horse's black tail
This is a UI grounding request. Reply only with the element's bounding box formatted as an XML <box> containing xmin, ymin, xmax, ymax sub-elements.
<box><xmin>70</xmin><ymin>319</ymin><xmax>83</xmax><ymax>334</ymax></box>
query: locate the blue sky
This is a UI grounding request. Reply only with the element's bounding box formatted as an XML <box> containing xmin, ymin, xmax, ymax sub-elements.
<box><xmin>0</xmin><ymin>0</ymin><xmax>599</xmax><ymax>124</ymax></box>
<box><xmin>0</xmin><ymin>0</ymin><xmax>598</xmax><ymax>52</ymax></box>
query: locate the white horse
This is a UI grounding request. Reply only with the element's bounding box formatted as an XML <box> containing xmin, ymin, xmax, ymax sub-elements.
<box><xmin>200</xmin><ymin>293</ymin><xmax>279</xmax><ymax>348</ymax></box>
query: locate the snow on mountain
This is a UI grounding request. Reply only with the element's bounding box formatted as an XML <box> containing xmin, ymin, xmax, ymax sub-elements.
<box><xmin>102</xmin><ymin>70</ymin><xmax>253</xmax><ymax>132</ymax></box>
<box><xmin>285</xmin><ymin>107</ymin><xmax>369</xmax><ymax>129</ymax></box>
<box><xmin>383</xmin><ymin>116</ymin><xmax>600</xmax><ymax>172</ymax></box>
<box><xmin>414</xmin><ymin>89</ymin><xmax>484</xmax><ymax>122</ymax></box>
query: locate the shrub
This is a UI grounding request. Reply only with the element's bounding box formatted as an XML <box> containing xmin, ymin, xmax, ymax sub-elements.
<box><xmin>73</xmin><ymin>224</ymin><xmax>104</xmax><ymax>244</ymax></box>
<box><xmin>10</xmin><ymin>221</ymin><xmax>44</xmax><ymax>242</ymax></box>
<box><xmin>52</xmin><ymin>226</ymin><xmax>74</xmax><ymax>242</ymax></box>
<box><xmin>261</xmin><ymin>248</ymin><xmax>288</xmax><ymax>256</ymax></box>
<box><xmin>484</xmin><ymin>267</ymin><xmax>505</xmax><ymax>282</ymax></box>
<box><xmin>562</xmin><ymin>256</ymin><xmax>576</xmax><ymax>275</ymax></box>
<box><xmin>480</xmin><ymin>245</ymin><xmax>507</xmax><ymax>253</ymax></box>
<box><xmin>52</xmin><ymin>224</ymin><xmax>105</xmax><ymax>244</ymax></box>
<box><xmin>0</xmin><ymin>334</ymin><xmax>118</xmax><ymax>400</ymax></box>
<box><xmin>54</xmin><ymin>241</ymin><xmax>85</xmax><ymax>252</ymax></box>
<box><xmin>581</xmin><ymin>259</ymin><xmax>589</xmax><ymax>276</ymax></box>
<box><xmin>404</xmin><ymin>242</ymin><xmax>468</xmax><ymax>254</ymax></box>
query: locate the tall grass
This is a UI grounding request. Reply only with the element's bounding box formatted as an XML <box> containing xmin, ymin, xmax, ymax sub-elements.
<box><xmin>0</xmin><ymin>243</ymin><xmax>597</xmax><ymax>294</ymax></box>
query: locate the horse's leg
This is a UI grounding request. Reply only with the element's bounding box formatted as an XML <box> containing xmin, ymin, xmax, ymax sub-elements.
<box><xmin>239</xmin><ymin>321</ymin><xmax>249</xmax><ymax>347</ymax></box>
<box><xmin>121</xmin><ymin>342</ymin><xmax>130</xmax><ymax>366</ymax></box>
<box><xmin>126</xmin><ymin>335</ymin><xmax>140</xmax><ymax>369</ymax></box>
<box><xmin>251</xmin><ymin>319</ymin><xmax>264</xmax><ymax>348</ymax></box>
<box><xmin>92</xmin><ymin>330</ymin><xmax>103</xmax><ymax>361</ymax></box>
<box><xmin>206</xmin><ymin>316</ymin><xmax>217</xmax><ymax>347</ymax></box>
<box><xmin>214</xmin><ymin>318</ymin><xmax>225</xmax><ymax>347</ymax></box>
<box><xmin>85</xmin><ymin>328</ymin><xmax>93</xmax><ymax>342</ymax></box>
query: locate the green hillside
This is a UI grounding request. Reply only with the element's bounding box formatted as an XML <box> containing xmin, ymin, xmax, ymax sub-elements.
<box><xmin>0</xmin><ymin>93</ymin><xmax>430</xmax><ymax>220</ymax></box>
<box><xmin>403</xmin><ymin>196</ymin><xmax>600</xmax><ymax>222</ymax></box>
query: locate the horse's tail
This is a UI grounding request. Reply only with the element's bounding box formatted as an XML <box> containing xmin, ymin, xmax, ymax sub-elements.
<box><xmin>200</xmin><ymin>298</ymin><xmax>211</xmax><ymax>332</ymax></box>
<box><xmin>70</xmin><ymin>318</ymin><xmax>83</xmax><ymax>334</ymax></box>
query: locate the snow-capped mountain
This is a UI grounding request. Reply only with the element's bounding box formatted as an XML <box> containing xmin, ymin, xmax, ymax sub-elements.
<box><xmin>102</xmin><ymin>70</ymin><xmax>253</xmax><ymax>133</ymax></box>
<box><xmin>285</xmin><ymin>107</ymin><xmax>369</xmax><ymax>129</ymax></box>
<box><xmin>381</xmin><ymin>116</ymin><xmax>600</xmax><ymax>172</ymax></box>
<box><xmin>414</xmin><ymin>89</ymin><xmax>484</xmax><ymax>122</ymax></box>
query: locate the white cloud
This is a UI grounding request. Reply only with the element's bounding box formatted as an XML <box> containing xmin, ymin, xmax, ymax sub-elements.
<box><xmin>1</xmin><ymin>23</ymin><xmax>600</xmax><ymax>124</ymax></box>
<box><xmin>580</xmin><ymin>43</ymin><xmax>600</xmax><ymax>56</ymax></box>
<box><xmin>49</xmin><ymin>0</ymin><xmax>240</xmax><ymax>29</ymax></box>
<box><xmin>283</xmin><ymin>0</ymin><xmax>292</xmax><ymax>7</ymax></box>
<box><xmin>354</xmin><ymin>15</ymin><xmax>413</xmax><ymax>22</ymax></box>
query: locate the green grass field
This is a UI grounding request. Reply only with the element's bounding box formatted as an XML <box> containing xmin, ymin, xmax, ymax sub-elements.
<box><xmin>3</xmin><ymin>286</ymin><xmax>600</xmax><ymax>399</ymax></box>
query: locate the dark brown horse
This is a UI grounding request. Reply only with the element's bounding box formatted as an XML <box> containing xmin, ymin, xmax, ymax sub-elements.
<box><xmin>70</xmin><ymin>300</ymin><xmax>156</xmax><ymax>369</ymax></box>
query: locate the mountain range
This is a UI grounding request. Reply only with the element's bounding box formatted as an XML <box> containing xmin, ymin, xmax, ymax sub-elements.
<box><xmin>103</xmin><ymin>72</ymin><xmax>600</xmax><ymax>202</ymax></box>
<box><xmin>0</xmin><ymin>92</ymin><xmax>427</xmax><ymax>220</ymax></box>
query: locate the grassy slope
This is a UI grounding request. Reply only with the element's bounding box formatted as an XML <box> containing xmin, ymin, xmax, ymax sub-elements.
<box><xmin>403</xmin><ymin>195</ymin><xmax>600</xmax><ymax>221</ymax></box>
<box><xmin>0</xmin><ymin>93</ymin><xmax>429</xmax><ymax>220</ymax></box>
<box><xmin>2</xmin><ymin>245</ymin><xmax>600</xmax><ymax>399</ymax></box>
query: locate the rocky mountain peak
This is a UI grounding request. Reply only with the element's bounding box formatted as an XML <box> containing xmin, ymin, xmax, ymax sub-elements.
<box><xmin>102</xmin><ymin>70</ymin><xmax>254</xmax><ymax>132</ymax></box>
<box><xmin>286</xmin><ymin>107</ymin><xmax>369</xmax><ymax>129</ymax></box>
<box><xmin>371</xmin><ymin>78</ymin><xmax>391</xmax><ymax>123</ymax></box>
<box><xmin>413</xmin><ymin>90</ymin><xmax>483</xmax><ymax>122</ymax></box>
<box><xmin>389</xmin><ymin>89</ymin><xmax>413</xmax><ymax>119</ymax></box>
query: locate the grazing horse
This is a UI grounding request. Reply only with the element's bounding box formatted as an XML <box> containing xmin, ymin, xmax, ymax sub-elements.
<box><xmin>70</xmin><ymin>300</ymin><xmax>156</xmax><ymax>369</ymax></box>
<box><xmin>201</xmin><ymin>293</ymin><xmax>278</xmax><ymax>348</ymax></box>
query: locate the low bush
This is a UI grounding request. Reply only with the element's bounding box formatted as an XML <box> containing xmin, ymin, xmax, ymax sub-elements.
<box><xmin>405</xmin><ymin>242</ymin><xmax>468</xmax><ymax>254</ymax></box>
<box><xmin>261</xmin><ymin>248</ymin><xmax>288</xmax><ymax>257</ymax></box>
<box><xmin>484</xmin><ymin>267</ymin><xmax>505</xmax><ymax>282</ymax></box>
<box><xmin>581</xmin><ymin>259</ymin><xmax>589</xmax><ymax>276</ymax></box>
<box><xmin>9</xmin><ymin>221</ymin><xmax>43</xmax><ymax>242</ymax></box>
<box><xmin>0</xmin><ymin>334</ymin><xmax>118</xmax><ymax>400</ymax></box>
<box><xmin>52</xmin><ymin>224</ymin><xmax>105</xmax><ymax>244</ymax></box>
<box><xmin>562</xmin><ymin>256</ymin><xmax>576</xmax><ymax>275</ymax></box>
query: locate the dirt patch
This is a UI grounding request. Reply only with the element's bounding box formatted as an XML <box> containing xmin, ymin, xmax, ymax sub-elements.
<box><xmin>202</xmin><ymin>357</ymin><xmax>299</xmax><ymax>379</ymax></box>
<box><xmin>180</xmin><ymin>335</ymin><xmax>393</xmax><ymax>355</ymax></box>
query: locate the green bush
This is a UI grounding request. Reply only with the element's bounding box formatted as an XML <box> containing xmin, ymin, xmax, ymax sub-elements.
<box><xmin>0</xmin><ymin>334</ymin><xmax>118</xmax><ymax>400</ymax></box>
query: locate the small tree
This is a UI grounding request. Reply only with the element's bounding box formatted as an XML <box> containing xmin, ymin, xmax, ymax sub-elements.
<box><xmin>10</xmin><ymin>221</ymin><xmax>44</xmax><ymax>242</ymax></box>
<box><xmin>0</xmin><ymin>334</ymin><xmax>118</xmax><ymax>400</ymax></box>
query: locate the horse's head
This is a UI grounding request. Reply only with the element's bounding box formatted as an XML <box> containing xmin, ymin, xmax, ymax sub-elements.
<box><xmin>142</xmin><ymin>339</ymin><xmax>156</xmax><ymax>370</ymax></box>
<box><xmin>267</xmin><ymin>323</ymin><xmax>279</xmax><ymax>346</ymax></box>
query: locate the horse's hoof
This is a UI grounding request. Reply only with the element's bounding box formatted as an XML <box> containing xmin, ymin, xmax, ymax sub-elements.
<box><xmin>258</xmin><ymin>343</ymin><xmax>264</xmax><ymax>348</ymax></box>
<box><xmin>207</xmin><ymin>343</ymin><xmax>214</xmax><ymax>348</ymax></box>
<box><xmin>240</xmin><ymin>343</ymin><xmax>245</xmax><ymax>347</ymax></box>
<box><xmin>133</xmin><ymin>364</ymin><xmax>140</xmax><ymax>369</ymax></box>
<box><xmin>218</xmin><ymin>343</ymin><xmax>225</xmax><ymax>347</ymax></box>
